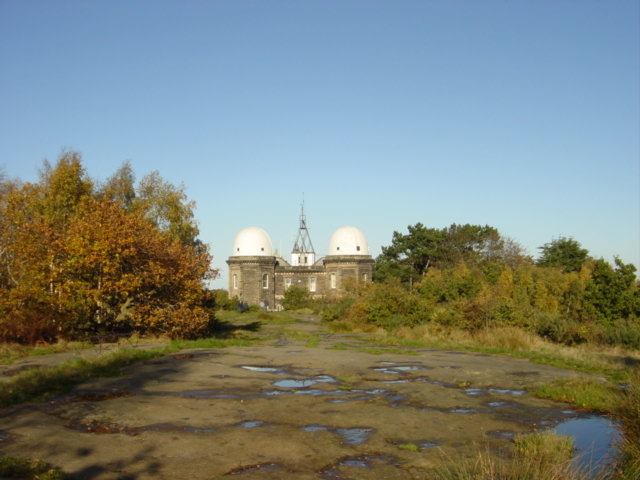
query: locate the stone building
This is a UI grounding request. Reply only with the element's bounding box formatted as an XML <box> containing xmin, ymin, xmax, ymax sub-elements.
<box><xmin>227</xmin><ymin>209</ymin><xmax>374</xmax><ymax>309</ymax></box>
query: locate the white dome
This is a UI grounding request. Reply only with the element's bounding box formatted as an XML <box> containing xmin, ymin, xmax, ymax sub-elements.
<box><xmin>328</xmin><ymin>226</ymin><xmax>369</xmax><ymax>256</ymax></box>
<box><xmin>232</xmin><ymin>227</ymin><xmax>273</xmax><ymax>256</ymax></box>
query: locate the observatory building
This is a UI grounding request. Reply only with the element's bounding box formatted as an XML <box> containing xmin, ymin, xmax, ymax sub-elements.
<box><xmin>227</xmin><ymin>208</ymin><xmax>374</xmax><ymax>309</ymax></box>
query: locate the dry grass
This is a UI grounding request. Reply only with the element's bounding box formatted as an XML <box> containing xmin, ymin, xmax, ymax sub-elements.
<box><xmin>432</xmin><ymin>431</ymin><xmax>586</xmax><ymax>480</ymax></box>
<box><xmin>378</xmin><ymin>323</ymin><xmax>639</xmax><ymax>382</ymax></box>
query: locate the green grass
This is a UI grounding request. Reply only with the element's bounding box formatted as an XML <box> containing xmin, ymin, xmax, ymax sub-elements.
<box><xmin>0</xmin><ymin>456</ymin><xmax>68</xmax><ymax>480</ymax></box>
<box><xmin>0</xmin><ymin>342</ymin><xmax>91</xmax><ymax>365</ymax></box>
<box><xmin>397</xmin><ymin>443</ymin><xmax>419</xmax><ymax>452</ymax></box>
<box><xmin>0</xmin><ymin>337</ymin><xmax>261</xmax><ymax>408</ymax></box>
<box><xmin>534</xmin><ymin>377</ymin><xmax>623</xmax><ymax>413</ymax></box>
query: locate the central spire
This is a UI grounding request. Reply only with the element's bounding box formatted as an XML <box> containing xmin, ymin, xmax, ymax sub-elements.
<box><xmin>291</xmin><ymin>200</ymin><xmax>315</xmax><ymax>266</ymax></box>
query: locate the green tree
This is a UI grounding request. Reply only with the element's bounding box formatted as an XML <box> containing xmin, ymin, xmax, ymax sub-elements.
<box><xmin>583</xmin><ymin>258</ymin><xmax>639</xmax><ymax>324</ymax></box>
<box><xmin>282</xmin><ymin>286</ymin><xmax>312</xmax><ymax>310</ymax></box>
<box><xmin>537</xmin><ymin>237</ymin><xmax>589</xmax><ymax>273</ymax></box>
<box><xmin>135</xmin><ymin>171</ymin><xmax>200</xmax><ymax>247</ymax></box>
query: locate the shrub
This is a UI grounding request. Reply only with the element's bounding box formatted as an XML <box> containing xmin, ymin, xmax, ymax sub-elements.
<box><xmin>601</xmin><ymin>318</ymin><xmax>640</xmax><ymax>350</ymax></box>
<box><xmin>282</xmin><ymin>286</ymin><xmax>312</xmax><ymax>310</ymax></box>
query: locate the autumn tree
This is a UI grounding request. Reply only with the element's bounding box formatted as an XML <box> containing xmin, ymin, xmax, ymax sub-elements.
<box><xmin>0</xmin><ymin>152</ymin><xmax>217</xmax><ymax>343</ymax></box>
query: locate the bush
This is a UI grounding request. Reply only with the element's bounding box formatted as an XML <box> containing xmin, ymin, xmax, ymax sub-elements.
<box><xmin>601</xmin><ymin>318</ymin><xmax>640</xmax><ymax>350</ymax></box>
<box><xmin>320</xmin><ymin>297</ymin><xmax>355</xmax><ymax>323</ymax></box>
<box><xmin>282</xmin><ymin>286</ymin><xmax>312</xmax><ymax>310</ymax></box>
<box><xmin>534</xmin><ymin>314</ymin><xmax>594</xmax><ymax>346</ymax></box>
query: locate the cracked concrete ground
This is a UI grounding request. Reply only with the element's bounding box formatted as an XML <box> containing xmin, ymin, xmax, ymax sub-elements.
<box><xmin>0</xmin><ymin>316</ymin><xmax>592</xmax><ymax>479</ymax></box>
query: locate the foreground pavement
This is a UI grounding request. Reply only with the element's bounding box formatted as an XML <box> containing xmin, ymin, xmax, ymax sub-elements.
<box><xmin>0</xmin><ymin>316</ymin><xmax>592</xmax><ymax>479</ymax></box>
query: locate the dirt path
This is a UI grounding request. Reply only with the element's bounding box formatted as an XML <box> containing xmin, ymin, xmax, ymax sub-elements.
<box><xmin>0</xmin><ymin>315</ymin><xmax>591</xmax><ymax>479</ymax></box>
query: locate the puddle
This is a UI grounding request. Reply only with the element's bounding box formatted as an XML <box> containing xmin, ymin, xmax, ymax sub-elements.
<box><xmin>301</xmin><ymin>425</ymin><xmax>328</xmax><ymax>432</ymax></box>
<box><xmin>336</xmin><ymin>427</ymin><xmax>375</xmax><ymax>446</ymax></box>
<box><xmin>321</xmin><ymin>454</ymin><xmax>398</xmax><ymax>478</ymax></box>
<box><xmin>240</xmin><ymin>366</ymin><xmax>284</xmax><ymax>374</ymax></box>
<box><xmin>489</xmin><ymin>388</ymin><xmax>526</xmax><ymax>396</ymax></box>
<box><xmin>450</xmin><ymin>408</ymin><xmax>478</xmax><ymax>414</ymax></box>
<box><xmin>418</xmin><ymin>441</ymin><xmax>440</xmax><ymax>448</ymax></box>
<box><xmin>0</xmin><ymin>431</ymin><xmax>16</xmax><ymax>443</ymax></box>
<box><xmin>273</xmin><ymin>375</ymin><xmax>337</xmax><ymax>389</ymax></box>
<box><xmin>487</xmin><ymin>401</ymin><xmax>513</xmax><ymax>408</ymax></box>
<box><xmin>237</xmin><ymin>421</ymin><xmax>265</xmax><ymax>428</ymax></box>
<box><xmin>554</xmin><ymin>415</ymin><xmax>621</xmax><ymax>471</ymax></box>
<box><xmin>465</xmin><ymin>388</ymin><xmax>486</xmax><ymax>396</ymax></box>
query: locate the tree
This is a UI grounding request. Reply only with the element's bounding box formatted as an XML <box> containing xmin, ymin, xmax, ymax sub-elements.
<box><xmin>583</xmin><ymin>258</ymin><xmax>639</xmax><ymax>324</ymax></box>
<box><xmin>282</xmin><ymin>286</ymin><xmax>312</xmax><ymax>310</ymax></box>
<box><xmin>0</xmin><ymin>152</ymin><xmax>218</xmax><ymax>343</ymax></box>
<box><xmin>100</xmin><ymin>161</ymin><xmax>136</xmax><ymax>208</ymax></box>
<box><xmin>537</xmin><ymin>237</ymin><xmax>589</xmax><ymax>273</ymax></box>
<box><xmin>375</xmin><ymin>222</ymin><xmax>521</xmax><ymax>284</ymax></box>
<box><xmin>135</xmin><ymin>171</ymin><xmax>200</xmax><ymax>247</ymax></box>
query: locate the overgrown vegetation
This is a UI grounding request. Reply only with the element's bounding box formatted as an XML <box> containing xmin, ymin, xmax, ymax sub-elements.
<box><xmin>324</xmin><ymin>223</ymin><xmax>639</xmax><ymax>349</ymax></box>
<box><xmin>0</xmin><ymin>153</ymin><xmax>218</xmax><ymax>343</ymax></box>
<box><xmin>433</xmin><ymin>432</ymin><xmax>580</xmax><ymax>480</ymax></box>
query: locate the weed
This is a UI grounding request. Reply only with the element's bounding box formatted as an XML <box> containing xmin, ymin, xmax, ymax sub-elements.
<box><xmin>432</xmin><ymin>432</ymin><xmax>583</xmax><ymax>479</ymax></box>
<box><xmin>305</xmin><ymin>336</ymin><xmax>320</xmax><ymax>348</ymax></box>
<box><xmin>397</xmin><ymin>443</ymin><xmax>419</xmax><ymax>452</ymax></box>
<box><xmin>0</xmin><ymin>456</ymin><xmax>68</xmax><ymax>479</ymax></box>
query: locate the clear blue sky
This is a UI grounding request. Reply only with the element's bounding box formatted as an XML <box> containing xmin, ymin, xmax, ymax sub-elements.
<box><xmin>1</xmin><ymin>0</ymin><xmax>638</xmax><ymax>288</ymax></box>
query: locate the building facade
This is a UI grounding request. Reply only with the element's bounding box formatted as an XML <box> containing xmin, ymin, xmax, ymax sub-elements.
<box><xmin>227</xmin><ymin>211</ymin><xmax>373</xmax><ymax>309</ymax></box>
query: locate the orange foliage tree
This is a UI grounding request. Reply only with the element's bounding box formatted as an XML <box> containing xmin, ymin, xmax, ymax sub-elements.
<box><xmin>0</xmin><ymin>152</ymin><xmax>217</xmax><ymax>343</ymax></box>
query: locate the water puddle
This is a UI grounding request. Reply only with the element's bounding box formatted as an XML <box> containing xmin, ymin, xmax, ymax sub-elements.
<box><xmin>336</xmin><ymin>427</ymin><xmax>376</xmax><ymax>446</ymax></box>
<box><xmin>301</xmin><ymin>424</ymin><xmax>328</xmax><ymax>432</ymax></box>
<box><xmin>554</xmin><ymin>415</ymin><xmax>621</xmax><ymax>471</ymax></box>
<box><xmin>240</xmin><ymin>366</ymin><xmax>284</xmax><ymax>374</ymax></box>
<box><xmin>272</xmin><ymin>375</ymin><xmax>337</xmax><ymax>389</ymax></box>
<box><xmin>236</xmin><ymin>421</ymin><xmax>265</xmax><ymax>429</ymax></box>
<box><xmin>320</xmin><ymin>454</ymin><xmax>398</xmax><ymax>478</ymax></box>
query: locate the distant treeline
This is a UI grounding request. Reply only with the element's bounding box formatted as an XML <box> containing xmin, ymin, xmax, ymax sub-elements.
<box><xmin>322</xmin><ymin>223</ymin><xmax>640</xmax><ymax>348</ymax></box>
<box><xmin>0</xmin><ymin>152</ymin><xmax>217</xmax><ymax>344</ymax></box>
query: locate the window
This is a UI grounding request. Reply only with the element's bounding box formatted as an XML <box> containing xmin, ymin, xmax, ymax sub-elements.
<box><xmin>284</xmin><ymin>277</ymin><xmax>292</xmax><ymax>289</ymax></box>
<box><xmin>262</xmin><ymin>273</ymin><xmax>269</xmax><ymax>289</ymax></box>
<box><xmin>362</xmin><ymin>273</ymin><xmax>368</xmax><ymax>282</ymax></box>
<box><xmin>309</xmin><ymin>277</ymin><xmax>317</xmax><ymax>292</ymax></box>
<box><xmin>330</xmin><ymin>273</ymin><xmax>336</xmax><ymax>289</ymax></box>
<box><xmin>356</xmin><ymin>246</ymin><xmax>360</xmax><ymax>251</ymax></box>
<box><xmin>233</xmin><ymin>274</ymin><xmax>238</xmax><ymax>289</ymax></box>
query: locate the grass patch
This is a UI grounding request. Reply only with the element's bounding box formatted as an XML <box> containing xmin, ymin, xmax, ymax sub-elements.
<box><xmin>432</xmin><ymin>432</ymin><xmax>581</xmax><ymax>480</ymax></box>
<box><xmin>305</xmin><ymin>335</ymin><xmax>320</xmax><ymax>348</ymax></box>
<box><xmin>0</xmin><ymin>456</ymin><xmax>68</xmax><ymax>480</ymax></box>
<box><xmin>0</xmin><ymin>336</ymin><xmax>262</xmax><ymax>408</ymax></box>
<box><xmin>0</xmin><ymin>342</ymin><xmax>91</xmax><ymax>365</ymax></box>
<box><xmin>397</xmin><ymin>443</ymin><xmax>419</xmax><ymax>452</ymax></box>
<box><xmin>535</xmin><ymin>377</ymin><xmax>623</xmax><ymax>413</ymax></box>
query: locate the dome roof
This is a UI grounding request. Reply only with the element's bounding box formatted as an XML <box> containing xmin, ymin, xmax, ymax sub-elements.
<box><xmin>232</xmin><ymin>227</ymin><xmax>273</xmax><ymax>256</ymax></box>
<box><xmin>328</xmin><ymin>226</ymin><xmax>369</xmax><ymax>256</ymax></box>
